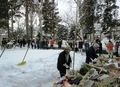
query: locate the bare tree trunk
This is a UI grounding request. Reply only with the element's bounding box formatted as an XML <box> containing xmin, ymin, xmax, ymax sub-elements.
<box><xmin>73</xmin><ymin>0</ymin><xmax>80</xmax><ymax>75</ymax></box>
<box><xmin>26</xmin><ymin>0</ymin><xmax>29</xmax><ymax>40</ymax></box>
<box><xmin>92</xmin><ymin>13</ymin><xmax>95</xmax><ymax>41</ymax></box>
<box><xmin>7</xmin><ymin>19</ymin><xmax>10</xmax><ymax>41</ymax></box>
<box><xmin>38</xmin><ymin>0</ymin><xmax>43</xmax><ymax>40</ymax></box>
<box><xmin>11</xmin><ymin>8</ymin><xmax>14</xmax><ymax>40</ymax></box>
<box><xmin>30</xmin><ymin>3</ymin><xmax>34</xmax><ymax>39</ymax></box>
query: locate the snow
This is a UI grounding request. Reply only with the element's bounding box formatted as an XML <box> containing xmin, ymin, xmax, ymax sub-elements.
<box><xmin>0</xmin><ymin>47</ymin><xmax>86</xmax><ymax>87</ymax></box>
<box><xmin>0</xmin><ymin>37</ymin><xmax>119</xmax><ymax>87</ymax></box>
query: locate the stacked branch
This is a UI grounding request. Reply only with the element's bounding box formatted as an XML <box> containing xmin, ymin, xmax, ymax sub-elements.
<box><xmin>78</xmin><ymin>69</ymin><xmax>94</xmax><ymax>87</ymax></box>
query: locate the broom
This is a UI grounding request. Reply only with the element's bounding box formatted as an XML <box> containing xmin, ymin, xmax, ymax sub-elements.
<box><xmin>17</xmin><ymin>47</ymin><xmax>29</xmax><ymax>66</ymax></box>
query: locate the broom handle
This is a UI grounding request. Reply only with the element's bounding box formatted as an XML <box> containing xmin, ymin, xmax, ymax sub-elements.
<box><xmin>0</xmin><ymin>47</ymin><xmax>6</xmax><ymax>58</ymax></box>
<box><xmin>22</xmin><ymin>47</ymin><xmax>29</xmax><ymax>61</ymax></box>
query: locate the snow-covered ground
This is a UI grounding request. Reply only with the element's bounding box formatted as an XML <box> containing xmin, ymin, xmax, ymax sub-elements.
<box><xmin>0</xmin><ymin>47</ymin><xmax>86</xmax><ymax>87</ymax></box>
<box><xmin>0</xmin><ymin>37</ymin><xmax>120</xmax><ymax>87</ymax></box>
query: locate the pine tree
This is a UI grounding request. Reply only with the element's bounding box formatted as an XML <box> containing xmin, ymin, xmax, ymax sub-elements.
<box><xmin>0</xmin><ymin>0</ymin><xmax>9</xmax><ymax>29</ymax></box>
<box><xmin>9</xmin><ymin>0</ymin><xmax>24</xmax><ymax>39</ymax></box>
<box><xmin>103</xmin><ymin>0</ymin><xmax>118</xmax><ymax>35</ymax></box>
<box><xmin>42</xmin><ymin>0</ymin><xmax>61</xmax><ymax>38</ymax></box>
<box><xmin>79</xmin><ymin>0</ymin><xmax>97</xmax><ymax>39</ymax></box>
<box><xmin>69</xmin><ymin>25</ymin><xmax>76</xmax><ymax>40</ymax></box>
<box><xmin>57</xmin><ymin>24</ymin><xmax>68</xmax><ymax>40</ymax></box>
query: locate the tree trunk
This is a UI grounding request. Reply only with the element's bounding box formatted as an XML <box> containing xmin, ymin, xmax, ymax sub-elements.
<box><xmin>11</xmin><ymin>9</ymin><xmax>13</xmax><ymax>39</ymax></box>
<box><xmin>26</xmin><ymin>0</ymin><xmax>29</xmax><ymax>40</ymax></box>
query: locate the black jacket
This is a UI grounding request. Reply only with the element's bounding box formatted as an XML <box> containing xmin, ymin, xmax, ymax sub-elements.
<box><xmin>78</xmin><ymin>41</ymin><xmax>83</xmax><ymax>48</ymax></box>
<box><xmin>85</xmin><ymin>46</ymin><xmax>98</xmax><ymax>63</ymax></box>
<box><xmin>57</xmin><ymin>50</ymin><xmax>72</xmax><ymax>71</ymax></box>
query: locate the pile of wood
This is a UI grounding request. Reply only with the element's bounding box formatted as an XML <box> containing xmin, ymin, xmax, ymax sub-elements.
<box><xmin>67</xmin><ymin>56</ymin><xmax>120</xmax><ymax>87</ymax></box>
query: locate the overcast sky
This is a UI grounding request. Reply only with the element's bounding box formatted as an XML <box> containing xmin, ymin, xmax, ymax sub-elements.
<box><xmin>116</xmin><ymin>0</ymin><xmax>120</xmax><ymax>18</ymax></box>
<box><xmin>57</xmin><ymin>0</ymin><xmax>120</xmax><ymax>19</ymax></box>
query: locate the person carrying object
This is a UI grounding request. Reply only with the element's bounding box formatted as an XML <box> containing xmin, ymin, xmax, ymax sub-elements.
<box><xmin>85</xmin><ymin>43</ymin><xmax>99</xmax><ymax>64</ymax></box>
<box><xmin>57</xmin><ymin>45</ymin><xmax>72</xmax><ymax>77</ymax></box>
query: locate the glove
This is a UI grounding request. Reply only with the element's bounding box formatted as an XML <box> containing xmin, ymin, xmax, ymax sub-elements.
<box><xmin>63</xmin><ymin>63</ymin><xmax>69</xmax><ymax>68</ymax></box>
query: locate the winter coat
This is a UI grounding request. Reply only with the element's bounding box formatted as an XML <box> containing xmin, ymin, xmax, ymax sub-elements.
<box><xmin>84</xmin><ymin>42</ymin><xmax>89</xmax><ymax>52</ymax></box>
<box><xmin>57</xmin><ymin>50</ymin><xmax>72</xmax><ymax>71</ymax></box>
<box><xmin>115</xmin><ymin>42</ymin><xmax>119</xmax><ymax>52</ymax></box>
<box><xmin>2</xmin><ymin>39</ymin><xmax>7</xmax><ymax>45</ymax></box>
<box><xmin>78</xmin><ymin>41</ymin><xmax>83</xmax><ymax>49</ymax></box>
<box><xmin>58</xmin><ymin>40</ymin><xmax>62</xmax><ymax>48</ymax></box>
<box><xmin>105</xmin><ymin>42</ymin><xmax>114</xmax><ymax>51</ymax></box>
<box><xmin>85</xmin><ymin>46</ymin><xmax>98</xmax><ymax>63</ymax></box>
<box><xmin>98</xmin><ymin>42</ymin><xmax>102</xmax><ymax>54</ymax></box>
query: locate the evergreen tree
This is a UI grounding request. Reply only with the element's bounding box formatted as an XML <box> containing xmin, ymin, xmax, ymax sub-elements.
<box><xmin>80</xmin><ymin>0</ymin><xmax>97</xmax><ymax>35</ymax></box>
<box><xmin>95</xmin><ymin>0</ymin><xmax>119</xmax><ymax>38</ymax></box>
<box><xmin>79</xmin><ymin>0</ymin><xmax>118</xmax><ymax>39</ymax></box>
<box><xmin>9</xmin><ymin>0</ymin><xmax>24</xmax><ymax>39</ymax></box>
<box><xmin>103</xmin><ymin>0</ymin><xmax>118</xmax><ymax>33</ymax></box>
<box><xmin>0</xmin><ymin>0</ymin><xmax>9</xmax><ymax>29</ymax></box>
<box><xmin>42</xmin><ymin>0</ymin><xmax>61</xmax><ymax>38</ymax></box>
<box><xmin>57</xmin><ymin>24</ymin><xmax>68</xmax><ymax>40</ymax></box>
<box><xmin>69</xmin><ymin>25</ymin><xmax>76</xmax><ymax>40</ymax></box>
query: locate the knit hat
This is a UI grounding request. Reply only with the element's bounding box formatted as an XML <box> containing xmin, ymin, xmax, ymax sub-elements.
<box><xmin>65</xmin><ymin>45</ymin><xmax>72</xmax><ymax>50</ymax></box>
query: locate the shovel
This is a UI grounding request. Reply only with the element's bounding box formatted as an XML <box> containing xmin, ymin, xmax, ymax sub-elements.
<box><xmin>17</xmin><ymin>47</ymin><xmax>29</xmax><ymax>66</ymax></box>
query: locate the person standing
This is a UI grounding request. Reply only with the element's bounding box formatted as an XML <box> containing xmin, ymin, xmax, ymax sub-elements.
<box><xmin>96</xmin><ymin>40</ymin><xmax>102</xmax><ymax>56</ymax></box>
<box><xmin>1</xmin><ymin>38</ymin><xmax>7</xmax><ymax>49</ymax></box>
<box><xmin>57</xmin><ymin>45</ymin><xmax>72</xmax><ymax>77</ymax></box>
<box><xmin>78</xmin><ymin>40</ymin><xmax>84</xmax><ymax>54</ymax></box>
<box><xmin>115</xmin><ymin>41</ymin><xmax>119</xmax><ymax>57</ymax></box>
<box><xmin>58</xmin><ymin>39</ymin><xmax>62</xmax><ymax>49</ymax></box>
<box><xmin>84</xmin><ymin>40</ymin><xmax>89</xmax><ymax>53</ymax></box>
<box><xmin>105</xmin><ymin>40</ymin><xmax>114</xmax><ymax>58</ymax></box>
<box><xmin>49</xmin><ymin>38</ymin><xmax>54</xmax><ymax>49</ymax></box>
<box><xmin>85</xmin><ymin>43</ymin><xmax>99</xmax><ymax>64</ymax></box>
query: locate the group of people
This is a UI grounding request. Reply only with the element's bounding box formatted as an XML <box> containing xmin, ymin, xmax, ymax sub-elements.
<box><xmin>56</xmin><ymin>42</ymin><xmax>98</xmax><ymax>78</ymax></box>
<box><xmin>0</xmin><ymin>37</ymin><xmax>56</xmax><ymax>49</ymax></box>
<box><xmin>57</xmin><ymin>39</ymin><xmax>120</xmax><ymax>78</ymax></box>
<box><xmin>16</xmin><ymin>38</ymin><xmax>55</xmax><ymax>49</ymax></box>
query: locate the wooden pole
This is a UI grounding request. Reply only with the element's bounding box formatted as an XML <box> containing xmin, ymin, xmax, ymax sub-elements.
<box><xmin>73</xmin><ymin>0</ymin><xmax>80</xmax><ymax>75</ymax></box>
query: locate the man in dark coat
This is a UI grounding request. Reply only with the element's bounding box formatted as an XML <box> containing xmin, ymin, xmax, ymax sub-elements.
<box><xmin>57</xmin><ymin>45</ymin><xmax>72</xmax><ymax>77</ymax></box>
<box><xmin>115</xmin><ymin>41</ymin><xmax>119</xmax><ymax>57</ymax></box>
<box><xmin>96</xmin><ymin>40</ymin><xmax>102</xmax><ymax>56</ymax></box>
<box><xmin>58</xmin><ymin>39</ymin><xmax>62</xmax><ymax>49</ymax></box>
<box><xmin>85</xmin><ymin>43</ymin><xmax>99</xmax><ymax>64</ymax></box>
<box><xmin>84</xmin><ymin>40</ymin><xmax>89</xmax><ymax>53</ymax></box>
<box><xmin>78</xmin><ymin>40</ymin><xmax>84</xmax><ymax>54</ymax></box>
